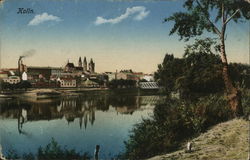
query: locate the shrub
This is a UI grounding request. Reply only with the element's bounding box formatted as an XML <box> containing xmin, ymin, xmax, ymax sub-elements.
<box><xmin>123</xmin><ymin>94</ymin><xmax>233</xmax><ymax>159</ymax></box>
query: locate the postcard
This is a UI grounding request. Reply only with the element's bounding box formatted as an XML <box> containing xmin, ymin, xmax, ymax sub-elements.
<box><xmin>0</xmin><ymin>0</ymin><xmax>249</xmax><ymax>159</ymax></box>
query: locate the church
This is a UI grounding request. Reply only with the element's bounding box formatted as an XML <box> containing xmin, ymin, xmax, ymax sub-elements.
<box><xmin>65</xmin><ymin>57</ymin><xmax>95</xmax><ymax>74</ymax></box>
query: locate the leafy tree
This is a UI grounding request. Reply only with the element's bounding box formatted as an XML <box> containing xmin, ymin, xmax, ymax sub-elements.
<box><xmin>181</xmin><ymin>38</ymin><xmax>224</xmax><ymax>94</ymax></box>
<box><xmin>154</xmin><ymin>54</ymin><xmax>185</xmax><ymax>94</ymax></box>
<box><xmin>165</xmin><ymin>0</ymin><xmax>250</xmax><ymax>116</ymax></box>
<box><xmin>155</xmin><ymin>38</ymin><xmax>224</xmax><ymax>96</ymax></box>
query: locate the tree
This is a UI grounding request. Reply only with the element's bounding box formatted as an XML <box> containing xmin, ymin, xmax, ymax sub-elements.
<box><xmin>181</xmin><ymin>38</ymin><xmax>224</xmax><ymax>94</ymax></box>
<box><xmin>165</xmin><ymin>0</ymin><xmax>250</xmax><ymax>116</ymax></box>
<box><xmin>154</xmin><ymin>54</ymin><xmax>185</xmax><ymax>94</ymax></box>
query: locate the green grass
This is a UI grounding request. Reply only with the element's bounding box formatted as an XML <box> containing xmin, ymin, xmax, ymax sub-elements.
<box><xmin>148</xmin><ymin>118</ymin><xmax>249</xmax><ymax>160</ymax></box>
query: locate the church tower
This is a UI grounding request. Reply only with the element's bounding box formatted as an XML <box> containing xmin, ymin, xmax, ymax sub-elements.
<box><xmin>78</xmin><ymin>57</ymin><xmax>82</xmax><ymax>67</ymax></box>
<box><xmin>83</xmin><ymin>57</ymin><xmax>87</xmax><ymax>71</ymax></box>
<box><xmin>89</xmin><ymin>58</ymin><xmax>95</xmax><ymax>73</ymax></box>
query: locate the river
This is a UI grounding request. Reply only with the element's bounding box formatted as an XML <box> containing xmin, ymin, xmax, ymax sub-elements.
<box><xmin>0</xmin><ymin>92</ymin><xmax>164</xmax><ymax>159</ymax></box>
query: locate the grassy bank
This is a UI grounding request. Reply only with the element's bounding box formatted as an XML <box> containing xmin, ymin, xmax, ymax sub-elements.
<box><xmin>122</xmin><ymin>89</ymin><xmax>250</xmax><ymax>159</ymax></box>
<box><xmin>148</xmin><ymin>118</ymin><xmax>249</xmax><ymax>160</ymax></box>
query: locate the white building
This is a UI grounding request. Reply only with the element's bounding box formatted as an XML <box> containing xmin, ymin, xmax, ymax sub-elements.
<box><xmin>22</xmin><ymin>72</ymin><xmax>28</xmax><ymax>81</ymax></box>
<box><xmin>143</xmin><ymin>75</ymin><xmax>154</xmax><ymax>82</ymax></box>
<box><xmin>59</xmin><ymin>78</ymin><xmax>76</xmax><ymax>88</ymax></box>
<box><xmin>105</xmin><ymin>72</ymin><xmax>116</xmax><ymax>81</ymax></box>
<box><xmin>3</xmin><ymin>76</ymin><xmax>21</xmax><ymax>84</ymax></box>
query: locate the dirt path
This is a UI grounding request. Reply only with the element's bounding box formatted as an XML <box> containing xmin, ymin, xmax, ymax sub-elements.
<box><xmin>149</xmin><ymin>118</ymin><xmax>249</xmax><ymax>160</ymax></box>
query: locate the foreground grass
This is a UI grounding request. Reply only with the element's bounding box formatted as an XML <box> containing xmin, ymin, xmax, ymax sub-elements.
<box><xmin>148</xmin><ymin>118</ymin><xmax>249</xmax><ymax>160</ymax></box>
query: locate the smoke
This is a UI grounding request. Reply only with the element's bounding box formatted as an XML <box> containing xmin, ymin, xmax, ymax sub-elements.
<box><xmin>21</xmin><ymin>49</ymin><xmax>36</xmax><ymax>59</ymax></box>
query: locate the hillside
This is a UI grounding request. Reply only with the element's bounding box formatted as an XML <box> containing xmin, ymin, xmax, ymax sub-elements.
<box><xmin>148</xmin><ymin>118</ymin><xmax>249</xmax><ymax>160</ymax></box>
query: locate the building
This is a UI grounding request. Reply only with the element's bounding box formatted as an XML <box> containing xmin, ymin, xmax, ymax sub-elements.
<box><xmin>88</xmin><ymin>58</ymin><xmax>95</xmax><ymax>73</ymax></box>
<box><xmin>22</xmin><ymin>72</ymin><xmax>28</xmax><ymax>81</ymax></box>
<box><xmin>116</xmin><ymin>70</ymin><xmax>144</xmax><ymax>81</ymax></box>
<box><xmin>3</xmin><ymin>76</ymin><xmax>21</xmax><ymax>84</ymax></box>
<box><xmin>27</xmin><ymin>66</ymin><xmax>53</xmax><ymax>80</ymax></box>
<box><xmin>64</xmin><ymin>57</ymin><xmax>95</xmax><ymax>74</ymax></box>
<box><xmin>18</xmin><ymin>58</ymin><xmax>27</xmax><ymax>76</ymax></box>
<box><xmin>65</xmin><ymin>62</ymin><xmax>75</xmax><ymax>72</ymax></box>
<box><xmin>0</xmin><ymin>71</ymin><xmax>8</xmax><ymax>80</ymax></box>
<box><xmin>143</xmin><ymin>74</ymin><xmax>154</xmax><ymax>82</ymax></box>
<box><xmin>59</xmin><ymin>78</ymin><xmax>77</xmax><ymax>88</ymax></box>
<box><xmin>83</xmin><ymin>57</ymin><xmax>87</xmax><ymax>71</ymax></box>
<box><xmin>81</xmin><ymin>79</ymin><xmax>100</xmax><ymax>88</ymax></box>
<box><xmin>105</xmin><ymin>72</ymin><xmax>116</xmax><ymax>81</ymax></box>
<box><xmin>51</xmin><ymin>68</ymin><xmax>63</xmax><ymax>78</ymax></box>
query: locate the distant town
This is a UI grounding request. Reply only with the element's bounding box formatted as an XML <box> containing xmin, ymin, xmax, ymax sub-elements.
<box><xmin>0</xmin><ymin>56</ymin><xmax>159</xmax><ymax>90</ymax></box>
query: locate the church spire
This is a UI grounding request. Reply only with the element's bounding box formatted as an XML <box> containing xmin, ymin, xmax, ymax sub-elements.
<box><xmin>89</xmin><ymin>58</ymin><xmax>95</xmax><ymax>73</ymax></box>
<box><xmin>78</xmin><ymin>57</ymin><xmax>82</xmax><ymax>67</ymax></box>
<box><xmin>83</xmin><ymin>57</ymin><xmax>87</xmax><ymax>71</ymax></box>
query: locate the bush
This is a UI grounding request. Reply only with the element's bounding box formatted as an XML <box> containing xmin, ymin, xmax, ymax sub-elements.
<box><xmin>242</xmin><ymin>89</ymin><xmax>250</xmax><ymax>118</ymax></box>
<box><xmin>123</xmin><ymin>94</ymin><xmax>233</xmax><ymax>159</ymax></box>
<box><xmin>4</xmin><ymin>138</ymin><xmax>91</xmax><ymax>160</ymax></box>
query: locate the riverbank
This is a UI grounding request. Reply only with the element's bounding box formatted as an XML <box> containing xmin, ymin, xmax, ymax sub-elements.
<box><xmin>0</xmin><ymin>87</ymin><xmax>162</xmax><ymax>98</ymax></box>
<box><xmin>148</xmin><ymin>118</ymin><xmax>249</xmax><ymax>160</ymax></box>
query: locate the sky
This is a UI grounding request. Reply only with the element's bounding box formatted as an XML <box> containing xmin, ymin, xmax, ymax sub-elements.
<box><xmin>0</xmin><ymin>0</ymin><xmax>249</xmax><ymax>73</ymax></box>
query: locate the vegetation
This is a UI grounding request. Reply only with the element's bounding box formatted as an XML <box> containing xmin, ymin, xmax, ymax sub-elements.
<box><xmin>1</xmin><ymin>81</ymin><xmax>32</xmax><ymax>90</ymax></box>
<box><xmin>165</xmin><ymin>0</ymin><xmax>250</xmax><ymax>116</ymax></box>
<box><xmin>155</xmin><ymin>38</ymin><xmax>250</xmax><ymax>97</ymax></box>
<box><xmin>123</xmin><ymin>88</ymin><xmax>250</xmax><ymax>159</ymax></box>
<box><xmin>123</xmin><ymin>94</ymin><xmax>232</xmax><ymax>159</ymax></box>
<box><xmin>148</xmin><ymin>118</ymin><xmax>248</xmax><ymax>160</ymax></box>
<box><xmin>108</xmin><ymin>79</ymin><xmax>137</xmax><ymax>89</ymax></box>
<box><xmin>124</xmin><ymin>38</ymin><xmax>250</xmax><ymax>159</ymax></box>
<box><xmin>5</xmin><ymin>138</ymin><xmax>91</xmax><ymax>160</ymax></box>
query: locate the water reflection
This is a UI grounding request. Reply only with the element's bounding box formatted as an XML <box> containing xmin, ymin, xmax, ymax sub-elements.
<box><xmin>0</xmin><ymin>95</ymin><xmax>160</xmax><ymax>130</ymax></box>
<box><xmin>0</xmin><ymin>94</ymin><xmax>162</xmax><ymax>158</ymax></box>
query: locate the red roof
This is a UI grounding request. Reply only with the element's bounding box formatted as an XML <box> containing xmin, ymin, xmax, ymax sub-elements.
<box><xmin>0</xmin><ymin>71</ymin><xmax>8</xmax><ymax>74</ymax></box>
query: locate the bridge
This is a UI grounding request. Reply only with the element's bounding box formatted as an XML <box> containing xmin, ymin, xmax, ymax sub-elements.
<box><xmin>139</xmin><ymin>82</ymin><xmax>159</xmax><ymax>89</ymax></box>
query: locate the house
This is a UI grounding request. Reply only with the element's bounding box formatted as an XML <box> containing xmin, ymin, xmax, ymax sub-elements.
<box><xmin>116</xmin><ymin>70</ymin><xmax>144</xmax><ymax>81</ymax></box>
<box><xmin>59</xmin><ymin>78</ymin><xmax>77</xmax><ymax>88</ymax></box>
<box><xmin>0</xmin><ymin>71</ymin><xmax>8</xmax><ymax>80</ymax></box>
<box><xmin>81</xmin><ymin>79</ymin><xmax>100</xmax><ymax>88</ymax></box>
<box><xmin>105</xmin><ymin>72</ymin><xmax>116</xmax><ymax>81</ymax></box>
<box><xmin>3</xmin><ymin>76</ymin><xmax>21</xmax><ymax>84</ymax></box>
<box><xmin>142</xmin><ymin>74</ymin><xmax>154</xmax><ymax>82</ymax></box>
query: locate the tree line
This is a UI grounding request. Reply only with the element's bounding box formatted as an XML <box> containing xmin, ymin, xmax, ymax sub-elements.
<box><xmin>154</xmin><ymin>38</ymin><xmax>250</xmax><ymax>98</ymax></box>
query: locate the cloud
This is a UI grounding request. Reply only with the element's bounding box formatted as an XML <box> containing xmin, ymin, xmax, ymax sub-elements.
<box><xmin>28</xmin><ymin>12</ymin><xmax>62</xmax><ymax>26</ymax></box>
<box><xmin>95</xmin><ymin>6</ymin><xmax>150</xmax><ymax>25</ymax></box>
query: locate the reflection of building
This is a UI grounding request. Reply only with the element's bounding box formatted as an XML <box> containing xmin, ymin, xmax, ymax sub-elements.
<box><xmin>0</xmin><ymin>94</ymin><xmax>160</xmax><ymax>131</ymax></box>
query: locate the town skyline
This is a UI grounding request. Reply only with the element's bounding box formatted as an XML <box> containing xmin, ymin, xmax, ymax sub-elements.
<box><xmin>0</xmin><ymin>0</ymin><xmax>249</xmax><ymax>73</ymax></box>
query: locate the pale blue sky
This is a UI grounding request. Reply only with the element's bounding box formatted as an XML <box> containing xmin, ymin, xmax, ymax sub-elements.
<box><xmin>0</xmin><ymin>0</ymin><xmax>249</xmax><ymax>73</ymax></box>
